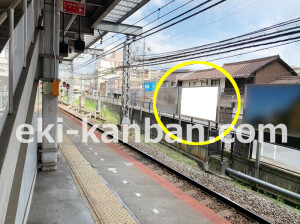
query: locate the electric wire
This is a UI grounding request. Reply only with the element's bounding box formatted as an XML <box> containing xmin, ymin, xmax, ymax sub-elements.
<box><xmin>74</xmin><ymin>0</ymin><xmax>227</xmax><ymax>69</ymax></box>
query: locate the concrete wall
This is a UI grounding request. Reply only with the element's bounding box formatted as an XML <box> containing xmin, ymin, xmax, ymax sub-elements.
<box><xmin>102</xmin><ymin>100</ymin><xmax>221</xmax><ymax>169</ymax></box>
<box><xmin>232</xmin><ymin>136</ymin><xmax>300</xmax><ymax>199</ymax></box>
<box><xmin>232</xmin><ymin>154</ymin><xmax>300</xmax><ymax>202</ymax></box>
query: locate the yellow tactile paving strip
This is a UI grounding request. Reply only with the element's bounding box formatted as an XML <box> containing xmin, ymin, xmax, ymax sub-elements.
<box><xmin>60</xmin><ymin>134</ymin><xmax>136</xmax><ymax>224</ymax></box>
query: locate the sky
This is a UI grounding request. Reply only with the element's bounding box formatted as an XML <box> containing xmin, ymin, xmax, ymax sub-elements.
<box><xmin>70</xmin><ymin>0</ymin><xmax>300</xmax><ymax>76</ymax></box>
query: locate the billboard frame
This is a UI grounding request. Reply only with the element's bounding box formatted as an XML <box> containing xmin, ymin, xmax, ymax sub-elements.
<box><xmin>244</xmin><ymin>83</ymin><xmax>300</xmax><ymax>139</ymax></box>
<box><xmin>179</xmin><ymin>86</ymin><xmax>221</xmax><ymax>123</ymax></box>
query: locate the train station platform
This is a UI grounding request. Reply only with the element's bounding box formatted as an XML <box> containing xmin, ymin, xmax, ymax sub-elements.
<box><xmin>27</xmin><ymin>109</ymin><xmax>230</xmax><ymax>224</ymax></box>
<box><xmin>27</xmin><ymin>151</ymin><xmax>95</xmax><ymax>224</ymax></box>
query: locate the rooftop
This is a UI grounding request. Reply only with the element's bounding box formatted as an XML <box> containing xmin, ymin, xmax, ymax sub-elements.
<box><xmin>268</xmin><ymin>76</ymin><xmax>300</xmax><ymax>84</ymax></box>
<box><xmin>180</xmin><ymin>55</ymin><xmax>296</xmax><ymax>81</ymax></box>
<box><xmin>165</xmin><ymin>73</ymin><xmax>191</xmax><ymax>82</ymax></box>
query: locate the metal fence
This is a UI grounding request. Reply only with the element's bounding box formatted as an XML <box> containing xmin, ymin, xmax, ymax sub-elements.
<box><xmin>86</xmin><ymin>95</ymin><xmax>242</xmax><ymax>124</ymax></box>
<box><xmin>251</xmin><ymin>140</ymin><xmax>300</xmax><ymax>174</ymax></box>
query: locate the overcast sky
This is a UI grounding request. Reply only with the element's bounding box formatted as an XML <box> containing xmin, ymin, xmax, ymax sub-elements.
<box><xmin>72</xmin><ymin>0</ymin><xmax>300</xmax><ymax>75</ymax></box>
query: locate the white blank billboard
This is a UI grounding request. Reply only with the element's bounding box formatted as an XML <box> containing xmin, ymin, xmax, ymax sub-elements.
<box><xmin>180</xmin><ymin>87</ymin><xmax>219</xmax><ymax>121</ymax></box>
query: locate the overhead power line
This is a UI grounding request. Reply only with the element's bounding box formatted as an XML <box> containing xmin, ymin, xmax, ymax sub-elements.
<box><xmin>137</xmin><ymin>17</ymin><xmax>300</xmax><ymax>59</ymax></box>
<box><xmin>77</xmin><ymin>17</ymin><xmax>300</xmax><ymax>77</ymax></box>
<box><xmin>74</xmin><ymin>0</ymin><xmax>227</xmax><ymax>69</ymax></box>
<box><xmin>130</xmin><ymin>17</ymin><xmax>300</xmax><ymax>66</ymax></box>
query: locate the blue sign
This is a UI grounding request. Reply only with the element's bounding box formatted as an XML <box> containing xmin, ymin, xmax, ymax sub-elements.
<box><xmin>144</xmin><ymin>82</ymin><xmax>156</xmax><ymax>91</ymax></box>
<box><xmin>244</xmin><ymin>84</ymin><xmax>300</xmax><ymax>137</ymax></box>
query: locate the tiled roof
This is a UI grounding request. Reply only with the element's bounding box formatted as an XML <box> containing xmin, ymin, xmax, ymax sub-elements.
<box><xmin>180</xmin><ymin>55</ymin><xmax>281</xmax><ymax>81</ymax></box>
<box><xmin>268</xmin><ymin>76</ymin><xmax>300</xmax><ymax>84</ymax></box>
<box><xmin>165</xmin><ymin>73</ymin><xmax>191</xmax><ymax>82</ymax></box>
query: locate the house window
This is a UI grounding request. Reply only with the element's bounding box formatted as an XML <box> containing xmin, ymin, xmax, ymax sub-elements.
<box><xmin>211</xmin><ymin>79</ymin><xmax>220</xmax><ymax>86</ymax></box>
<box><xmin>189</xmin><ymin>82</ymin><xmax>196</xmax><ymax>87</ymax></box>
<box><xmin>200</xmin><ymin>80</ymin><xmax>208</xmax><ymax>86</ymax></box>
<box><xmin>171</xmin><ymin>81</ymin><xmax>176</xmax><ymax>87</ymax></box>
<box><xmin>162</xmin><ymin>81</ymin><xmax>169</xmax><ymax>87</ymax></box>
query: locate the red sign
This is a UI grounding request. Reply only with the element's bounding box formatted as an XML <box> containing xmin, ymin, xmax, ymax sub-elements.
<box><xmin>62</xmin><ymin>0</ymin><xmax>85</xmax><ymax>16</ymax></box>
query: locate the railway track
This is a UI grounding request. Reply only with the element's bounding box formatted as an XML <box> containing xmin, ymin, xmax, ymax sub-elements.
<box><xmin>58</xmin><ymin>105</ymin><xmax>272</xmax><ymax>224</ymax></box>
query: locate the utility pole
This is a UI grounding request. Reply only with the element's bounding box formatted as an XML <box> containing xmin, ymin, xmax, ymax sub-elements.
<box><xmin>80</xmin><ymin>75</ymin><xmax>84</xmax><ymax>108</ymax></box>
<box><xmin>121</xmin><ymin>36</ymin><xmax>131</xmax><ymax>124</ymax></box>
<box><xmin>142</xmin><ymin>38</ymin><xmax>146</xmax><ymax>103</ymax></box>
<box><xmin>142</xmin><ymin>37</ymin><xmax>146</xmax><ymax>81</ymax></box>
<box><xmin>70</xmin><ymin>62</ymin><xmax>74</xmax><ymax>104</ymax></box>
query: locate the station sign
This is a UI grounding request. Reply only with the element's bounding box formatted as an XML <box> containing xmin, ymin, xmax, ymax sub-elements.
<box><xmin>61</xmin><ymin>0</ymin><xmax>85</xmax><ymax>16</ymax></box>
<box><xmin>144</xmin><ymin>81</ymin><xmax>156</xmax><ymax>92</ymax></box>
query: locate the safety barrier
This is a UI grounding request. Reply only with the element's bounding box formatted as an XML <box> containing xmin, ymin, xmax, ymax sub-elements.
<box><xmin>0</xmin><ymin>0</ymin><xmax>43</xmax><ymax>134</ymax></box>
<box><xmin>251</xmin><ymin>140</ymin><xmax>300</xmax><ymax>174</ymax></box>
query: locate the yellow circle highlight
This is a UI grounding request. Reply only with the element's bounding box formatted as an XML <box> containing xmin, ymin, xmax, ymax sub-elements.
<box><xmin>153</xmin><ymin>61</ymin><xmax>241</xmax><ymax>146</ymax></box>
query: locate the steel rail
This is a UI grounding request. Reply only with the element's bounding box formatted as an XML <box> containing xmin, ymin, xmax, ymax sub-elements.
<box><xmin>58</xmin><ymin>105</ymin><xmax>273</xmax><ymax>224</ymax></box>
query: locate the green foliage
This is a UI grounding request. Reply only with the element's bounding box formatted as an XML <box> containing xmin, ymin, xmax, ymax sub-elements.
<box><xmin>73</xmin><ymin>98</ymin><xmax>80</xmax><ymax>106</ymax></box>
<box><xmin>84</xmin><ymin>98</ymin><xmax>97</xmax><ymax>112</ymax></box>
<box><xmin>62</xmin><ymin>95</ymin><xmax>69</xmax><ymax>103</ymax></box>
<box><xmin>102</xmin><ymin>107</ymin><xmax>119</xmax><ymax>124</ymax></box>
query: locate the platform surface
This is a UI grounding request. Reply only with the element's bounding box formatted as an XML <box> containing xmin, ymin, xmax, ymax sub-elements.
<box><xmin>27</xmin><ymin>152</ymin><xmax>95</xmax><ymax>224</ymax></box>
<box><xmin>53</xmin><ymin>110</ymin><xmax>229</xmax><ymax>224</ymax></box>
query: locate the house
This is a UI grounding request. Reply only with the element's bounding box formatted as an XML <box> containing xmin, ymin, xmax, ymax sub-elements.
<box><xmin>162</xmin><ymin>73</ymin><xmax>191</xmax><ymax>88</ymax></box>
<box><xmin>161</xmin><ymin>69</ymin><xmax>193</xmax><ymax>88</ymax></box>
<box><xmin>179</xmin><ymin>55</ymin><xmax>297</xmax><ymax>123</ymax></box>
<box><xmin>107</xmin><ymin>76</ymin><xmax>121</xmax><ymax>98</ymax></box>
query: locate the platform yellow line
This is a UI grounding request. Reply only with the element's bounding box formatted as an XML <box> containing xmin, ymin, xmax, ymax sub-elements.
<box><xmin>60</xmin><ymin>134</ymin><xmax>136</xmax><ymax>224</ymax></box>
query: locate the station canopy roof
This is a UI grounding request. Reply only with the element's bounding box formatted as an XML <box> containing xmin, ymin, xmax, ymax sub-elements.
<box><xmin>63</xmin><ymin>0</ymin><xmax>149</xmax><ymax>61</ymax></box>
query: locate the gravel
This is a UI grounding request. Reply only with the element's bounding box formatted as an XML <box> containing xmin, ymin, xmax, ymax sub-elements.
<box><xmin>126</xmin><ymin>137</ymin><xmax>300</xmax><ymax>224</ymax></box>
